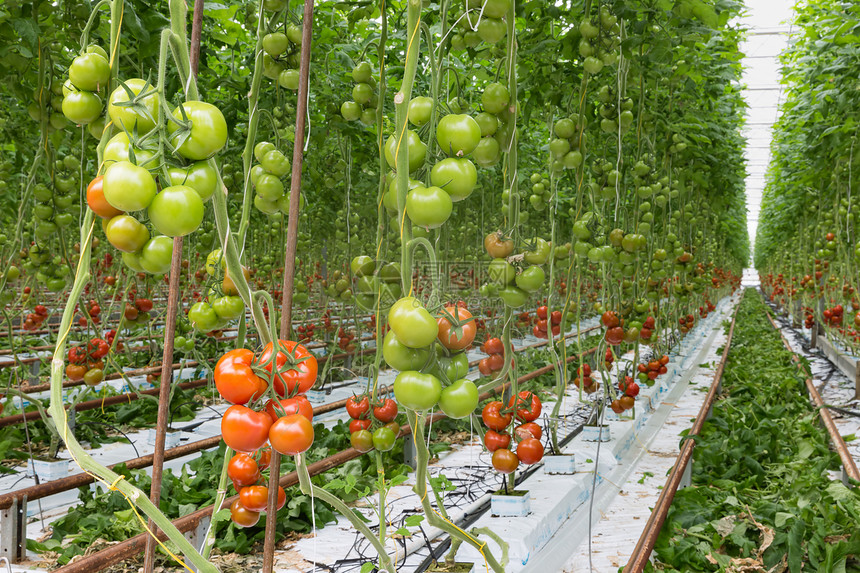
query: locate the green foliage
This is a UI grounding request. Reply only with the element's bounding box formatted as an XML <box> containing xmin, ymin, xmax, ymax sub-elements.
<box><xmin>755</xmin><ymin>0</ymin><xmax>860</xmax><ymax>269</ymax></box>
<box><xmin>647</xmin><ymin>291</ymin><xmax>860</xmax><ymax>572</ymax></box>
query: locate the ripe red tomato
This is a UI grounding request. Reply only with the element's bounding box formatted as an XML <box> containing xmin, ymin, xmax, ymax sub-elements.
<box><xmin>221</xmin><ymin>405</ymin><xmax>272</xmax><ymax>453</ymax></box>
<box><xmin>215</xmin><ymin>349</ymin><xmax>266</xmax><ymax>405</ymax></box>
<box><xmin>268</xmin><ymin>414</ymin><xmax>314</xmax><ymax>455</ymax></box>
<box><xmin>346</xmin><ymin>395</ymin><xmax>370</xmax><ymax>419</ymax></box>
<box><xmin>227</xmin><ymin>453</ymin><xmax>260</xmax><ymax>486</ymax></box>
<box><xmin>68</xmin><ymin>346</ymin><xmax>87</xmax><ymax>365</ymax></box>
<box><xmin>349</xmin><ymin>418</ymin><xmax>372</xmax><ymax>432</ymax></box>
<box><xmin>373</xmin><ymin>398</ymin><xmax>399</xmax><ymax>423</ymax></box>
<box><xmin>482</xmin><ymin>401</ymin><xmax>512</xmax><ymax>431</ymax></box>
<box><xmin>516</xmin><ymin>438</ymin><xmax>544</xmax><ymax>465</ymax></box>
<box><xmin>265</xmin><ymin>395</ymin><xmax>313</xmax><ymax>422</ymax></box>
<box><xmin>437</xmin><ymin>306</ymin><xmax>477</xmax><ymax>350</ymax></box>
<box><xmin>135</xmin><ymin>298</ymin><xmax>154</xmax><ymax>312</ymax></box>
<box><xmin>483</xmin><ymin>337</ymin><xmax>504</xmax><ymax>355</ymax></box>
<box><xmin>601</xmin><ymin>311</ymin><xmax>620</xmax><ymax>328</ymax></box>
<box><xmin>259</xmin><ymin>340</ymin><xmax>318</xmax><ymax>396</ymax></box>
<box><xmin>478</xmin><ymin>357</ymin><xmax>494</xmax><ymax>376</ymax></box>
<box><xmin>508</xmin><ymin>391</ymin><xmax>541</xmax><ymax>422</ymax></box>
<box><xmin>239</xmin><ymin>485</ymin><xmax>285</xmax><ymax>512</ymax></box>
<box><xmin>491</xmin><ymin>448</ymin><xmax>519</xmax><ymax>474</ymax></box>
<box><xmin>536</xmin><ymin>306</ymin><xmax>548</xmax><ymax>320</ymax></box>
<box><xmin>483</xmin><ymin>429</ymin><xmax>511</xmax><ymax>452</ymax></box>
<box><xmin>487</xmin><ymin>353</ymin><xmax>504</xmax><ymax>371</ymax></box>
<box><xmin>239</xmin><ymin>485</ymin><xmax>269</xmax><ymax>512</ymax></box>
<box><xmin>605</xmin><ymin>326</ymin><xmax>624</xmax><ymax>346</ymax></box>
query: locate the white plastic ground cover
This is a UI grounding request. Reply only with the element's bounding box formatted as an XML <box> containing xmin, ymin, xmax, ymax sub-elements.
<box><xmin>764</xmin><ymin>296</ymin><xmax>860</xmax><ymax>471</ymax></box>
<box><xmin>2</xmin><ymin>318</ymin><xmax>597</xmax><ymax>569</ymax></box>
<box><xmin>259</xmin><ymin>295</ymin><xmax>739</xmax><ymax>573</ymax></box>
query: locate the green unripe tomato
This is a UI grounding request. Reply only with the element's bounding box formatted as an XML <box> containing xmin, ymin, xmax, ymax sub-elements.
<box><xmin>263</xmin><ymin>32</ymin><xmax>289</xmax><ymax>57</ymax></box>
<box><xmin>394</xmin><ymin>371</ymin><xmax>442</xmax><ymax>411</ymax></box>
<box><xmin>439</xmin><ymin>379</ymin><xmax>479</xmax><ymax>419</ymax></box>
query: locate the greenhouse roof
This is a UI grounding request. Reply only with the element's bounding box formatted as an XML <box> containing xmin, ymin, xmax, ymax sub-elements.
<box><xmin>740</xmin><ymin>0</ymin><xmax>794</xmax><ymax>255</ymax></box>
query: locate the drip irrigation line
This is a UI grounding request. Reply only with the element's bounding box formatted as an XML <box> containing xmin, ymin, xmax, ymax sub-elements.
<box><xmin>74</xmin><ymin>421</ymin><xmax>141</xmax><ymax>459</ymax></box>
<box><xmin>826</xmin><ymin>405</ymin><xmax>860</xmax><ymax>418</ymax></box>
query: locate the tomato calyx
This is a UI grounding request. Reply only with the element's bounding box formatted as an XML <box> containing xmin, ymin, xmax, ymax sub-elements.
<box><xmin>251</xmin><ymin>339</ymin><xmax>315</xmax><ymax>398</ymax></box>
<box><xmin>436</xmin><ymin>304</ymin><xmax>477</xmax><ymax>346</ymax></box>
<box><xmin>112</xmin><ymin>78</ymin><xmax>158</xmax><ymax>129</ymax></box>
<box><xmin>165</xmin><ymin>99</ymin><xmax>196</xmax><ymax>150</ymax></box>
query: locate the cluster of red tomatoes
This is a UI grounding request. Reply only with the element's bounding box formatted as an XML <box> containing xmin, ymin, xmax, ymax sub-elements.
<box><xmin>803</xmin><ymin>307</ymin><xmax>815</xmax><ymax>330</ymax></box>
<box><xmin>609</xmin><ymin>375</ymin><xmax>639</xmax><ymax>413</ymax></box>
<box><xmin>76</xmin><ymin>299</ymin><xmax>101</xmax><ymax>327</ymax></box>
<box><xmin>533</xmin><ymin>305</ymin><xmax>562</xmax><ymax>339</ymax></box>
<box><xmin>636</xmin><ymin>354</ymin><xmax>669</xmax><ymax>381</ymax></box>
<box><xmin>123</xmin><ymin>297</ymin><xmax>153</xmax><ymax>323</ymax></box>
<box><xmin>601</xmin><ymin>310</ymin><xmax>656</xmax><ymax>345</ymax></box>
<box><xmin>478</xmin><ymin>337</ymin><xmax>508</xmax><ymax>376</ymax></box>
<box><xmin>321</xmin><ymin>311</ymin><xmax>336</xmax><ymax>333</ymax></box>
<box><xmin>573</xmin><ymin>363</ymin><xmax>598</xmax><ymax>393</ymax></box>
<box><xmin>364</xmin><ymin>313</ymin><xmax>376</xmax><ymax>332</ymax></box>
<box><xmin>604</xmin><ymin>347</ymin><xmax>615</xmax><ymax>370</ymax></box>
<box><xmin>678</xmin><ymin>313</ymin><xmax>696</xmax><ymax>334</ymax></box>
<box><xmin>601</xmin><ymin>311</ymin><xmax>625</xmax><ymax>346</ymax></box>
<box><xmin>640</xmin><ymin>315</ymin><xmax>655</xmax><ymax>341</ymax></box>
<box><xmin>22</xmin><ymin>304</ymin><xmax>49</xmax><ymax>331</ymax></box>
<box><xmin>295</xmin><ymin>322</ymin><xmax>317</xmax><ymax>343</ymax></box>
<box><xmin>66</xmin><ymin>337</ymin><xmax>109</xmax><ymax>385</ymax></box>
<box><xmin>105</xmin><ymin>328</ymin><xmax>122</xmax><ymax>351</ymax></box>
<box><xmin>482</xmin><ymin>391</ymin><xmax>544</xmax><ymax>473</ymax></box>
<box><xmin>337</xmin><ymin>327</ymin><xmax>357</xmax><ymax>351</ymax></box>
<box><xmin>215</xmin><ymin>339</ymin><xmax>318</xmax><ymax>500</ymax></box>
<box><xmin>823</xmin><ymin>304</ymin><xmax>844</xmax><ymax>327</ymax></box>
<box><xmin>346</xmin><ymin>395</ymin><xmax>401</xmax><ymax>453</ymax></box>
<box><xmin>698</xmin><ymin>301</ymin><xmax>716</xmax><ymax>319</ymax></box>
<box><xmin>226</xmin><ymin>449</ymin><xmax>285</xmax><ymax>528</ymax></box>
<box><xmin>767</xmin><ymin>284</ymin><xmax>786</xmax><ymax>300</ymax></box>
